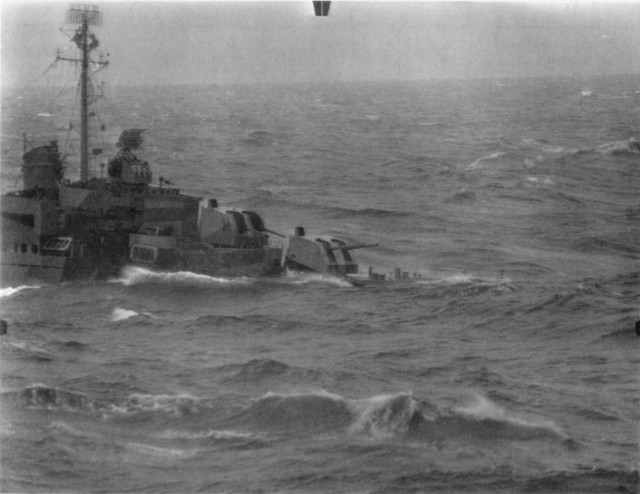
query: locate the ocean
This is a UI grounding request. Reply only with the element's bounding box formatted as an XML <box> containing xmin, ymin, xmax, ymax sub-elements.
<box><xmin>1</xmin><ymin>75</ymin><xmax>639</xmax><ymax>493</ymax></box>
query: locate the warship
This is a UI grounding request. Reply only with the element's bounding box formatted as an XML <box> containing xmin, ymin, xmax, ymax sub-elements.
<box><xmin>1</xmin><ymin>3</ymin><xmax>377</xmax><ymax>287</ymax></box>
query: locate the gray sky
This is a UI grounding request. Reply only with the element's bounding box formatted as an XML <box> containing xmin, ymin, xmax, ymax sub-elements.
<box><xmin>2</xmin><ymin>1</ymin><xmax>640</xmax><ymax>86</ymax></box>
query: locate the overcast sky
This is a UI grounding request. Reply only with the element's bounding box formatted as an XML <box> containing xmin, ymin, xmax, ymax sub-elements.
<box><xmin>2</xmin><ymin>1</ymin><xmax>640</xmax><ymax>87</ymax></box>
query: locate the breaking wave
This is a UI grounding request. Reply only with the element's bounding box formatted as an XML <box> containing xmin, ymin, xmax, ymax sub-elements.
<box><xmin>1</xmin><ymin>384</ymin><xmax>571</xmax><ymax>446</ymax></box>
<box><xmin>596</xmin><ymin>138</ymin><xmax>640</xmax><ymax>155</ymax></box>
<box><xmin>285</xmin><ymin>271</ymin><xmax>353</xmax><ymax>288</ymax></box>
<box><xmin>110</xmin><ymin>307</ymin><xmax>155</xmax><ymax>322</ymax></box>
<box><xmin>113</xmin><ymin>266</ymin><xmax>252</xmax><ymax>287</ymax></box>
<box><xmin>111</xmin><ymin>307</ymin><xmax>140</xmax><ymax>321</ymax></box>
<box><xmin>2</xmin><ymin>341</ymin><xmax>56</xmax><ymax>362</ymax></box>
<box><xmin>108</xmin><ymin>393</ymin><xmax>204</xmax><ymax>417</ymax></box>
<box><xmin>3</xmin><ymin>384</ymin><xmax>94</xmax><ymax>412</ymax></box>
<box><xmin>221</xmin><ymin>391</ymin><xmax>568</xmax><ymax>443</ymax></box>
<box><xmin>0</xmin><ymin>285</ymin><xmax>41</xmax><ymax>298</ymax></box>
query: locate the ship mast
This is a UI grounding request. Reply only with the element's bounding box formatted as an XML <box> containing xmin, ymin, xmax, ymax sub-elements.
<box><xmin>58</xmin><ymin>4</ymin><xmax>107</xmax><ymax>182</ymax></box>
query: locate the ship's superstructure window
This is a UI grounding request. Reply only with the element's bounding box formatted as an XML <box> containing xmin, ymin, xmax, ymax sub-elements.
<box><xmin>130</xmin><ymin>245</ymin><xmax>158</xmax><ymax>263</ymax></box>
<box><xmin>43</xmin><ymin>237</ymin><xmax>73</xmax><ymax>256</ymax></box>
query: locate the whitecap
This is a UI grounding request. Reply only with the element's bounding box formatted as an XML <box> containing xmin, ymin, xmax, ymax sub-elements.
<box><xmin>159</xmin><ymin>429</ymin><xmax>258</xmax><ymax>440</ymax></box>
<box><xmin>286</xmin><ymin>271</ymin><xmax>353</xmax><ymax>288</ymax></box>
<box><xmin>467</xmin><ymin>151</ymin><xmax>506</xmax><ymax>169</ymax></box>
<box><xmin>596</xmin><ymin>138</ymin><xmax>640</xmax><ymax>155</ymax></box>
<box><xmin>348</xmin><ymin>392</ymin><xmax>419</xmax><ymax>437</ymax></box>
<box><xmin>454</xmin><ymin>394</ymin><xmax>567</xmax><ymax>439</ymax></box>
<box><xmin>0</xmin><ymin>285</ymin><xmax>41</xmax><ymax>298</ymax></box>
<box><xmin>416</xmin><ymin>272</ymin><xmax>512</xmax><ymax>288</ymax></box>
<box><xmin>111</xmin><ymin>307</ymin><xmax>139</xmax><ymax>322</ymax></box>
<box><xmin>109</xmin><ymin>392</ymin><xmax>202</xmax><ymax>417</ymax></box>
<box><xmin>112</xmin><ymin>266</ymin><xmax>251</xmax><ymax>287</ymax></box>
<box><xmin>526</xmin><ymin>176</ymin><xmax>554</xmax><ymax>185</ymax></box>
<box><xmin>126</xmin><ymin>442</ymin><xmax>199</xmax><ymax>459</ymax></box>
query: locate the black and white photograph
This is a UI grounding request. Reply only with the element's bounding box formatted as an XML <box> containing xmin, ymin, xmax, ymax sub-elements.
<box><xmin>1</xmin><ymin>1</ymin><xmax>639</xmax><ymax>492</ymax></box>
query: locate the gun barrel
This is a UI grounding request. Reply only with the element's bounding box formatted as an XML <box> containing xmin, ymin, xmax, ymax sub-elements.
<box><xmin>265</xmin><ymin>229</ymin><xmax>286</xmax><ymax>238</ymax></box>
<box><xmin>327</xmin><ymin>243</ymin><xmax>379</xmax><ymax>251</ymax></box>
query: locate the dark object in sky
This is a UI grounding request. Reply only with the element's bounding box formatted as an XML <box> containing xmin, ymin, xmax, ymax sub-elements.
<box><xmin>313</xmin><ymin>1</ymin><xmax>331</xmax><ymax>17</ymax></box>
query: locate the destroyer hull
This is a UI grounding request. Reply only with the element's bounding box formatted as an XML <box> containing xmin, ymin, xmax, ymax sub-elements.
<box><xmin>1</xmin><ymin>247</ymin><xmax>284</xmax><ymax>286</ymax></box>
<box><xmin>1</xmin><ymin>251</ymin><xmax>67</xmax><ymax>285</ymax></box>
<box><xmin>0</xmin><ymin>250</ymin><xmax>127</xmax><ymax>286</ymax></box>
<box><xmin>132</xmin><ymin>246</ymin><xmax>284</xmax><ymax>278</ymax></box>
<box><xmin>181</xmin><ymin>247</ymin><xmax>283</xmax><ymax>277</ymax></box>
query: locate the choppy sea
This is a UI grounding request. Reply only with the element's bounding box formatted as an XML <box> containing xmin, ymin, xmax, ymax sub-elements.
<box><xmin>1</xmin><ymin>75</ymin><xmax>639</xmax><ymax>493</ymax></box>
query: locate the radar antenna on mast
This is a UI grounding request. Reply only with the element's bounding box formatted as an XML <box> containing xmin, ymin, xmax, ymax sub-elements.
<box><xmin>57</xmin><ymin>4</ymin><xmax>108</xmax><ymax>182</ymax></box>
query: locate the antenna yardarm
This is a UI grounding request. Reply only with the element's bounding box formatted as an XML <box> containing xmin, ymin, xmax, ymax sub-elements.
<box><xmin>66</xmin><ymin>4</ymin><xmax>102</xmax><ymax>26</ymax></box>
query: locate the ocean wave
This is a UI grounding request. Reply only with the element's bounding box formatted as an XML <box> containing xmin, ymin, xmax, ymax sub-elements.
<box><xmin>218</xmin><ymin>390</ymin><xmax>567</xmax><ymax>444</ymax></box>
<box><xmin>3</xmin><ymin>341</ymin><xmax>56</xmax><ymax>362</ymax></box>
<box><xmin>109</xmin><ymin>393</ymin><xmax>204</xmax><ymax>417</ymax></box>
<box><xmin>573</xmin><ymin>236</ymin><xmax>639</xmax><ymax>257</ymax></box>
<box><xmin>111</xmin><ymin>307</ymin><xmax>140</xmax><ymax>321</ymax></box>
<box><xmin>3</xmin><ymin>384</ymin><xmax>569</xmax><ymax>446</ymax></box>
<box><xmin>50</xmin><ymin>340</ymin><xmax>88</xmax><ymax>351</ymax></box>
<box><xmin>444</xmin><ymin>189</ymin><xmax>477</xmax><ymax>203</ymax></box>
<box><xmin>3</xmin><ymin>385</ymin><xmax>94</xmax><ymax>413</ymax></box>
<box><xmin>113</xmin><ymin>266</ymin><xmax>252</xmax><ymax>287</ymax></box>
<box><xmin>0</xmin><ymin>285</ymin><xmax>41</xmax><ymax>298</ymax></box>
<box><xmin>285</xmin><ymin>271</ymin><xmax>354</xmax><ymax>288</ymax></box>
<box><xmin>225</xmin><ymin>390</ymin><xmax>352</xmax><ymax>433</ymax></box>
<box><xmin>381</xmin><ymin>467</ymin><xmax>638</xmax><ymax>493</ymax></box>
<box><xmin>349</xmin><ymin>392</ymin><xmax>423</xmax><ymax>437</ymax></box>
<box><xmin>449</xmin><ymin>394</ymin><xmax>567</xmax><ymax>441</ymax></box>
<box><xmin>125</xmin><ymin>441</ymin><xmax>200</xmax><ymax>460</ymax></box>
<box><xmin>521</xmin><ymin>138</ymin><xmax>574</xmax><ymax>154</ymax></box>
<box><xmin>223</xmin><ymin>358</ymin><xmax>290</xmax><ymax>383</ymax></box>
<box><xmin>240</xmin><ymin>130</ymin><xmax>279</xmax><ymax>147</ymax></box>
<box><xmin>596</xmin><ymin>138</ymin><xmax>640</xmax><ymax>155</ymax></box>
<box><xmin>467</xmin><ymin>151</ymin><xmax>507</xmax><ymax>169</ymax></box>
<box><xmin>158</xmin><ymin>428</ymin><xmax>259</xmax><ymax>441</ymax></box>
<box><xmin>525</xmin><ymin>176</ymin><xmax>554</xmax><ymax>185</ymax></box>
<box><xmin>416</xmin><ymin>273</ymin><xmax>514</xmax><ymax>291</ymax></box>
<box><xmin>327</xmin><ymin>206</ymin><xmax>417</xmax><ymax>220</ymax></box>
<box><xmin>2</xmin><ymin>385</ymin><xmax>210</xmax><ymax>421</ymax></box>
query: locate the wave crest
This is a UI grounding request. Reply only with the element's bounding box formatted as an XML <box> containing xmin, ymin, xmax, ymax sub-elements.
<box><xmin>113</xmin><ymin>266</ymin><xmax>252</xmax><ymax>287</ymax></box>
<box><xmin>286</xmin><ymin>271</ymin><xmax>353</xmax><ymax>288</ymax></box>
<box><xmin>3</xmin><ymin>385</ymin><xmax>93</xmax><ymax>412</ymax></box>
<box><xmin>0</xmin><ymin>285</ymin><xmax>41</xmax><ymax>298</ymax></box>
<box><xmin>111</xmin><ymin>307</ymin><xmax>140</xmax><ymax>321</ymax></box>
<box><xmin>349</xmin><ymin>392</ymin><xmax>423</xmax><ymax>437</ymax></box>
<box><xmin>596</xmin><ymin>138</ymin><xmax>640</xmax><ymax>155</ymax></box>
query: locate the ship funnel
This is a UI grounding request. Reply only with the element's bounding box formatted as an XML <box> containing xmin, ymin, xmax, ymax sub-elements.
<box><xmin>22</xmin><ymin>141</ymin><xmax>63</xmax><ymax>190</ymax></box>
